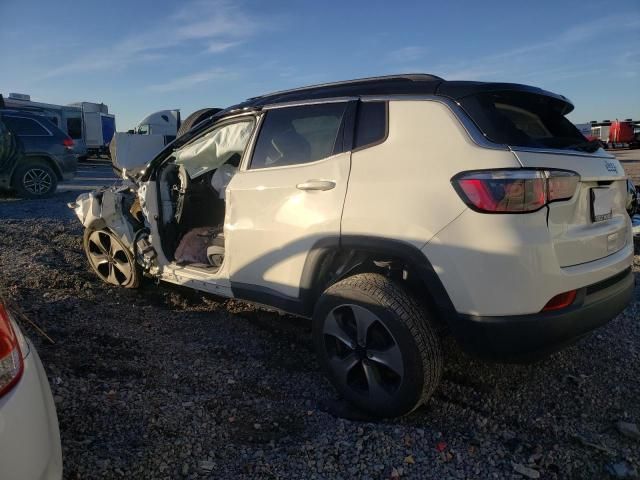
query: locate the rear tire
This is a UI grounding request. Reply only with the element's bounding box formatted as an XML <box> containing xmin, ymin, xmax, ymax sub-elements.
<box><xmin>177</xmin><ymin>108</ymin><xmax>222</xmax><ymax>138</ymax></box>
<box><xmin>11</xmin><ymin>160</ymin><xmax>58</xmax><ymax>198</ymax></box>
<box><xmin>313</xmin><ymin>273</ymin><xmax>442</xmax><ymax>418</ymax></box>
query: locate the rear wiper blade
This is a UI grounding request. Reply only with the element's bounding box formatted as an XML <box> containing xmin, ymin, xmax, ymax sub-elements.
<box><xmin>565</xmin><ymin>140</ymin><xmax>601</xmax><ymax>153</ymax></box>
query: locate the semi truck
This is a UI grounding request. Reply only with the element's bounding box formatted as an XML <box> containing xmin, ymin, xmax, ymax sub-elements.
<box><xmin>112</xmin><ymin>107</ymin><xmax>220</xmax><ymax>176</ymax></box>
<box><xmin>112</xmin><ymin>109</ymin><xmax>181</xmax><ymax>175</ymax></box>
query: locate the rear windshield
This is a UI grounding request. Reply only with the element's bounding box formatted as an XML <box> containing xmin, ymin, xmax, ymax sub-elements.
<box><xmin>459</xmin><ymin>91</ymin><xmax>597</xmax><ymax>152</ymax></box>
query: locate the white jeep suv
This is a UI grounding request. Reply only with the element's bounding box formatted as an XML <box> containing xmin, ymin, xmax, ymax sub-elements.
<box><xmin>71</xmin><ymin>74</ymin><xmax>634</xmax><ymax>418</ymax></box>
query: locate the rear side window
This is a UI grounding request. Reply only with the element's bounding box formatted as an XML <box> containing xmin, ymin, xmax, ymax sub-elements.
<box><xmin>250</xmin><ymin>102</ymin><xmax>347</xmax><ymax>169</ymax></box>
<box><xmin>459</xmin><ymin>91</ymin><xmax>593</xmax><ymax>151</ymax></box>
<box><xmin>3</xmin><ymin>116</ymin><xmax>49</xmax><ymax>136</ymax></box>
<box><xmin>354</xmin><ymin>101</ymin><xmax>387</xmax><ymax>149</ymax></box>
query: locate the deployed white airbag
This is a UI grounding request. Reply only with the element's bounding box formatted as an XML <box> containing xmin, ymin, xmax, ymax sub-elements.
<box><xmin>174</xmin><ymin>121</ymin><xmax>253</xmax><ymax>179</ymax></box>
<box><xmin>210</xmin><ymin>163</ymin><xmax>237</xmax><ymax>200</ymax></box>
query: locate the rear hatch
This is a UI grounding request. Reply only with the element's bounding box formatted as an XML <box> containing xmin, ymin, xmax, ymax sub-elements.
<box><xmin>457</xmin><ymin>89</ymin><xmax>629</xmax><ymax>267</ymax></box>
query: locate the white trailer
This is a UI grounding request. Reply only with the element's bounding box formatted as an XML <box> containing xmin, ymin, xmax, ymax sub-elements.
<box><xmin>68</xmin><ymin>102</ymin><xmax>116</xmax><ymax>156</ymax></box>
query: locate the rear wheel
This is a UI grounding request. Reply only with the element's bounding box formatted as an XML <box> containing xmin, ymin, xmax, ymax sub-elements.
<box><xmin>83</xmin><ymin>228</ymin><xmax>140</xmax><ymax>288</ymax></box>
<box><xmin>313</xmin><ymin>273</ymin><xmax>442</xmax><ymax>418</ymax></box>
<box><xmin>11</xmin><ymin>160</ymin><xmax>58</xmax><ymax>198</ymax></box>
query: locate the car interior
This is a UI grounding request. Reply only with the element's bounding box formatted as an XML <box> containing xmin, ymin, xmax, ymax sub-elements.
<box><xmin>153</xmin><ymin>106</ymin><xmax>346</xmax><ymax>273</ymax></box>
<box><xmin>156</xmin><ymin>119</ymin><xmax>255</xmax><ymax>271</ymax></box>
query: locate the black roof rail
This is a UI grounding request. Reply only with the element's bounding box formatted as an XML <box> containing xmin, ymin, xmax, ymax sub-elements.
<box><xmin>247</xmin><ymin>73</ymin><xmax>444</xmax><ymax>101</ymax></box>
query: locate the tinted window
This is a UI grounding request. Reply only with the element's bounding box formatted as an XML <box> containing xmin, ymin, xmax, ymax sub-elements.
<box><xmin>3</xmin><ymin>116</ymin><xmax>49</xmax><ymax>136</ymax></box>
<box><xmin>459</xmin><ymin>91</ymin><xmax>593</xmax><ymax>151</ymax></box>
<box><xmin>250</xmin><ymin>103</ymin><xmax>347</xmax><ymax>169</ymax></box>
<box><xmin>67</xmin><ymin>117</ymin><xmax>82</xmax><ymax>139</ymax></box>
<box><xmin>355</xmin><ymin>101</ymin><xmax>387</xmax><ymax>149</ymax></box>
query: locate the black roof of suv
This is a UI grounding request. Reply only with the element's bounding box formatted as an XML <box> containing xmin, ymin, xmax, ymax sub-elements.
<box><xmin>164</xmin><ymin>74</ymin><xmax>578</xmax><ymax>162</ymax></box>
<box><xmin>228</xmin><ymin>73</ymin><xmax>573</xmax><ymax>111</ymax></box>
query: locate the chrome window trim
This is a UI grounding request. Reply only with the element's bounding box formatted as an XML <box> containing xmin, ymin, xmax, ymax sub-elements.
<box><xmin>4</xmin><ymin>115</ymin><xmax>53</xmax><ymax>136</ymax></box>
<box><xmin>262</xmin><ymin>97</ymin><xmax>358</xmax><ymax>110</ymax></box>
<box><xmin>509</xmin><ymin>146</ymin><xmax>614</xmax><ymax>159</ymax></box>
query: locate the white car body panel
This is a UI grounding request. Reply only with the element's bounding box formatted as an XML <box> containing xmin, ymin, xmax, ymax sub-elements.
<box><xmin>341</xmin><ymin>100</ymin><xmax>521</xmax><ymax>248</ymax></box>
<box><xmin>513</xmin><ymin>150</ymin><xmax>629</xmax><ymax>267</ymax></box>
<box><xmin>72</xmin><ymin>91</ymin><xmax>633</xmax><ymax>326</ymax></box>
<box><xmin>423</xmin><ymin>208</ymin><xmax>633</xmax><ymax>316</ymax></box>
<box><xmin>0</xmin><ymin>324</ymin><xmax>62</xmax><ymax>480</ymax></box>
<box><xmin>226</xmin><ymin>151</ymin><xmax>351</xmax><ymax>299</ymax></box>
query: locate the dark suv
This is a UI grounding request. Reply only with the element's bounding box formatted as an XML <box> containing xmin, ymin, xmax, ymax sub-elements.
<box><xmin>0</xmin><ymin>109</ymin><xmax>77</xmax><ymax>197</ymax></box>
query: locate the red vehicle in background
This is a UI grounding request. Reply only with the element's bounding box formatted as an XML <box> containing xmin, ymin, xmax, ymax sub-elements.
<box><xmin>608</xmin><ymin>120</ymin><xmax>640</xmax><ymax>149</ymax></box>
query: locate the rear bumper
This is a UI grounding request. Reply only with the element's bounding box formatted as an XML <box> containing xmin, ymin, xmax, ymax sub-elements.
<box><xmin>448</xmin><ymin>268</ymin><xmax>635</xmax><ymax>362</ymax></box>
<box><xmin>59</xmin><ymin>153</ymin><xmax>77</xmax><ymax>180</ymax></box>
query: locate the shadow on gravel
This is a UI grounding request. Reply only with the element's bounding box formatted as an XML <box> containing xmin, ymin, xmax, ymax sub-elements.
<box><xmin>0</xmin><ymin>203</ymin><xmax>638</xmax><ymax>478</ymax></box>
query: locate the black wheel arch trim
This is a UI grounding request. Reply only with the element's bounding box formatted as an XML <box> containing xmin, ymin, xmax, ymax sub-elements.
<box><xmin>229</xmin><ymin>235</ymin><xmax>457</xmax><ymax>320</ymax></box>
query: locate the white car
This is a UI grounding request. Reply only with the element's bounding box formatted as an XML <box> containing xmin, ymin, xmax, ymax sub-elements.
<box><xmin>71</xmin><ymin>74</ymin><xmax>634</xmax><ymax>417</ymax></box>
<box><xmin>0</xmin><ymin>302</ymin><xmax>62</xmax><ymax>479</ymax></box>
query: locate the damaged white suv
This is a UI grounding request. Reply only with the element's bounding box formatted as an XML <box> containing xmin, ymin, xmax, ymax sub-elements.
<box><xmin>71</xmin><ymin>75</ymin><xmax>634</xmax><ymax>417</ymax></box>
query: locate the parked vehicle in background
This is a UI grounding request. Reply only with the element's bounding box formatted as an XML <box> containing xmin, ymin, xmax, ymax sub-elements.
<box><xmin>0</xmin><ymin>301</ymin><xmax>63</xmax><ymax>480</ymax></box>
<box><xmin>68</xmin><ymin>102</ymin><xmax>116</xmax><ymax>157</ymax></box>
<box><xmin>573</xmin><ymin>122</ymin><xmax>592</xmax><ymax>138</ymax></box>
<box><xmin>0</xmin><ymin>109</ymin><xmax>77</xmax><ymax>197</ymax></box>
<box><xmin>0</xmin><ymin>111</ymin><xmax>23</xmax><ymax>191</ymax></box>
<box><xmin>72</xmin><ymin>74</ymin><xmax>634</xmax><ymax>417</ymax></box>
<box><xmin>112</xmin><ymin>108</ymin><xmax>221</xmax><ymax>177</ymax></box>
<box><xmin>609</xmin><ymin>120</ymin><xmax>640</xmax><ymax>149</ymax></box>
<box><xmin>590</xmin><ymin>119</ymin><xmax>640</xmax><ymax>149</ymax></box>
<box><xmin>129</xmin><ymin>109</ymin><xmax>181</xmax><ymax>144</ymax></box>
<box><xmin>2</xmin><ymin>93</ymin><xmax>116</xmax><ymax>159</ymax></box>
<box><xmin>627</xmin><ymin>179</ymin><xmax>640</xmax><ymax>217</ymax></box>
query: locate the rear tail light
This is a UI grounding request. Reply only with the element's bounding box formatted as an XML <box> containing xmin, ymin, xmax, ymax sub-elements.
<box><xmin>62</xmin><ymin>137</ymin><xmax>74</xmax><ymax>148</ymax></box>
<box><xmin>0</xmin><ymin>303</ymin><xmax>23</xmax><ymax>397</ymax></box>
<box><xmin>452</xmin><ymin>169</ymin><xmax>579</xmax><ymax>213</ymax></box>
<box><xmin>542</xmin><ymin>290</ymin><xmax>577</xmax><ymax>311</ymax></box>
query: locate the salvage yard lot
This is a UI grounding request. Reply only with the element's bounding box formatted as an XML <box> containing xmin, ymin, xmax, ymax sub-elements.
<box><xmin>617</xmin><ymin>149</ymin><xmax>640</xmax><ymax>185</ymax></box>
<box><xmin>0</xmin><ymin>154</ymin><xmax>638</xmax><ymax>479</ymax></box>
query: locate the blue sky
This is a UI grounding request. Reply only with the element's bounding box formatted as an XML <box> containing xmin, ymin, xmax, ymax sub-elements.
<box><xmin>1</xmin><ymin>0</ymin><xmax>638</xmax><ymax>129</ymax></box>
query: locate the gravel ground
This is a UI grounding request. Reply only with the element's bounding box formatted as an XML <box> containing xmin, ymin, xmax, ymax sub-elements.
<box><xmin>0</xmin><ymin>191</ymin><xmax>639</xmax><ymax>480</ymax></box>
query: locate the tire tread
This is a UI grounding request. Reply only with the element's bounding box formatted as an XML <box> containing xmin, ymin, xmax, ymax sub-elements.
<box><xmin>323</xmin><ymin>272</ymin><xmax>442</xmax><ymax>414</ymax></box>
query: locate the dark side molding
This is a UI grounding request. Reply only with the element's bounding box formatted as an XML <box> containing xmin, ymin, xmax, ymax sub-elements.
<box><xmin>449</xmin><ymin>268</ymin><xmax>634</xmax><ymax>362</ymax></box>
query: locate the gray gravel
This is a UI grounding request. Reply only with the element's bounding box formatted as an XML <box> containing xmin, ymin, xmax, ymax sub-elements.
<box><xmin>0</xmin><ymin>191</ymin><xmax>638</xmax><ymax>480</ymax></box>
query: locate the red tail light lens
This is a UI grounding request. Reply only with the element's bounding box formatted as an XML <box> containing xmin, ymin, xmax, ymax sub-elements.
<box><xmin>0</xmin><ymin>303</ymin><xmax>23</xmax><ymax>397</ymax></box>
<box><xmin>63</xmin><ymin>137</ymin><xmax>74</xmax><ymax>148</ymax></box>
<box><xmin>452</xmin><ymin>169</ymin><xmax>579</xmax><ymax>213</ymax></box>
<box><xmin>542</xmin><ymin>290</ymin><xmax>577</xmax><ymax>311</ymax></box>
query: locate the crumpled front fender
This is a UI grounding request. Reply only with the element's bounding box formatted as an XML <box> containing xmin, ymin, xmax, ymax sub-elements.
<box><xmin>69</xmin><ymin>190</ymin><xmax>104</xmax><ymax>229</ymax></box>
<box><xmin>68</xmin><ymin>186</ymin><xmax>137</xmax><ymax>248</ymax></box>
